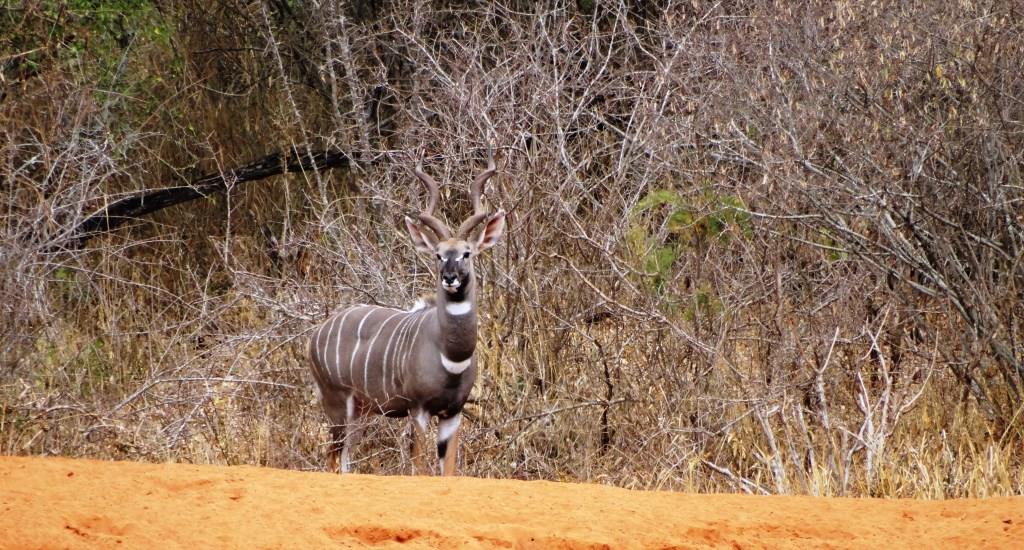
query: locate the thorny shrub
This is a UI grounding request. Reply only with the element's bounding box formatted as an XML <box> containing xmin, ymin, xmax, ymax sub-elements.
<box><xmin>1</xmin><ymin>1</ymin><xmax>1021</xmax><ymax>497</ymax></box>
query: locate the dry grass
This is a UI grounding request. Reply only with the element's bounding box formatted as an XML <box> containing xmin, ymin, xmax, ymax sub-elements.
<box><xmin>1</xmin><ymin>0</ymin><xmax>1021</xmax><ymax>497</ymax></box>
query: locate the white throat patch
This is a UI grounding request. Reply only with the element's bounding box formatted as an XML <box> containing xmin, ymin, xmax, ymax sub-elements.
<box><xmin>440</xmin><ymin>353</ymin><xmax>472</xmax><ymax>374</ymax></box>
<box><xmin>445</xmin><ymin>301</ymin><xmax>472</xmax><ymax>316</ymax></box>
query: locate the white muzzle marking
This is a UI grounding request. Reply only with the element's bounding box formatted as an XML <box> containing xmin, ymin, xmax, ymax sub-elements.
<box><xmin>440</xmin><ymin>353</ymin><xmax>472</xmax><ymax>374</ymax></box>
<box><xmin>445</xmin><ymin>301</ymin><xmax>472</xmax><ymax>316</ymax></box>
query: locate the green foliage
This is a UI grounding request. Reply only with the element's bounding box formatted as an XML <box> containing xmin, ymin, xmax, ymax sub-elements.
<box><xmin>633</xmin><ymin>188</ymin><xmax>685</xmax><ymax>213</ymax></box>
<box><xmin>2</xmin><ymin>1</ymin><xmax>176</xmax><ymax>125</ymax></box>
<box><xmin>78</xmin><ymin>338</ymin><xmax>113</xmax><ymax>393</ymax></box>
<box><xmin>51</xmin><ymin>267</ymin><xmax>90</xmax><ymax>308</ymax></box>
<box><xmin>33</xmin><ymin>335</ymin><xmax>111</xmax><ymax>397</ymax></box>
<box><xmin>704</xmin><ymin>194</ymin><xmax>752</xmax><ymax>240</ymax></box>
<box><xmin>627</xmin><ymin>187</ymin><xmax>749</xmax><ymax>327</ymax></box>
<box><xmin>815</xmin><ymin>229</ymin><xmax>848</xmax><ymax>262</ymax></box>
<box><xmin>50</xmin><ymin>1</ymin><xmax>169</xmax><ymax>48</ymax></box>
<box><xmin>628</xmin><ymin>187</ymin><xmax>752</xmax><ymax>296</ymax></box>
<box><xmin>684</xmin><ymin>284</ymin><xmax>723</xmax><ymax>323</ymax></box>
<box><xmin>5</xmin><ymin>1</ymin><xmax>168</xmax><ymax>66</ymax></box>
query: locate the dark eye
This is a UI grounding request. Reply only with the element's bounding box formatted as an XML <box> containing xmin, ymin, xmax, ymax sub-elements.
<box><xmin>436</xmin><ymin>254</ymin><xmax>443</xmax><ymax>261</ymax></box>
<box><xmin>462</xmin><ymin>251</ymin><xmax>471</xmax><ymax>259</ymax></box>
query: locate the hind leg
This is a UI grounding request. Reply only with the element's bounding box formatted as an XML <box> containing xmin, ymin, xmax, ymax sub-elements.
<box><xmin>339</xmin><ymin>395</ymin><xmax>366</xmax><ymax>473</ymax></box>
<box><xmin>322</xmin><ymin>390</ymin><xmax>354</xmax><ymax>474</ymax></box>
<box><xmin>327</xmin><ymin>424</ymin><xmax>343</xmax><ymax>473</ymax></box>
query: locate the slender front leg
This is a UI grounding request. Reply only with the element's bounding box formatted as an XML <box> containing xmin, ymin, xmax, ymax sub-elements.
<box><xmin>437</xmin><ymin>414</ymin><xmax>462</xmax><ymax>476</ymax></box>
<box><xmin>410</xmin><ymin>408</ymin><xmax>430</xmax><ymax>475</ymax></box>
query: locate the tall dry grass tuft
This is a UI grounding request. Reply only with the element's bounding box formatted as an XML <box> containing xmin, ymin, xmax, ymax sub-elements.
<box><xmin>2</xmin><ymin>1</ymin><xmax>1021</xmax><ymax>497</ymax></box>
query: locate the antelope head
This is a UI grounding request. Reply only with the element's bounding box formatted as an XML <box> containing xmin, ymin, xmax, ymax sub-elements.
<box><xmin>404</xmin><ymin>148</ymin><xmax>506</xmax><ymax>301</ymax></box>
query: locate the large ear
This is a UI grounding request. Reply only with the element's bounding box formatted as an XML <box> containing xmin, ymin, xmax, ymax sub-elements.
<box><xmin>474</xmin><ymin>209</ymin><xmax>506</xmax><ymax>252</ymax></box>
<box><xmin>405</xmin><ymin>216</ymin><xmax>439</xmax><ymax>254</ymax></box>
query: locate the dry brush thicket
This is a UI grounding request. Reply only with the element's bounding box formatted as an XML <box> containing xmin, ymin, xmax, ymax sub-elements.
<box><xmin>2</xmin><ymin>1</ymin><xmax>1021</xmax><ymax>497</ymax></box>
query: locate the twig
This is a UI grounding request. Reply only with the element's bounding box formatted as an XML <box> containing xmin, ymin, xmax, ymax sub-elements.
<box><xmin>702</xmin><ymin>460</ymin><xmax>770</xmax><ymax>495</ymax></box>
<box><xmin>113</xmin><ymin>377</ymin><xmax>298</xmax><ymax>412</ymax></box>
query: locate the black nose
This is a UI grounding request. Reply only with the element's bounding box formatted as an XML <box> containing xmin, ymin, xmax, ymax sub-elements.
<box><xmin>443</xmin><ymin>274</ymin><xmax>457</xmax><ymax>285</ymax></box>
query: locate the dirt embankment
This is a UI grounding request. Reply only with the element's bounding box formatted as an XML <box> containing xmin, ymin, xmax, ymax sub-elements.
<box><xmin>0</xmin><ymin>456</ymin><xmax>1020</xmax><ymax>549</ymax></box>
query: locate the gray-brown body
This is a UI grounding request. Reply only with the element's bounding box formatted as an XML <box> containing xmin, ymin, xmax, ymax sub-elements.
<box><xmin>308</xmin><ymin>299</ymin><xmax>478</xmax><ymax>422</ymax></box>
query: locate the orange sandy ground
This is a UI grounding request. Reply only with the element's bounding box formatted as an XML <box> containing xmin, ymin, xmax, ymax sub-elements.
<box><xmin>0</xmin><ymin>456</ymin><xmax>1020</xmax><ymax>549</ymax></box>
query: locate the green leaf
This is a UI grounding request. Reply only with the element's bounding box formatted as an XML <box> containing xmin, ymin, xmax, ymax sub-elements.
<box><xmin>633</xmin><ymin>189</ymin><xmax>683</xmax><ymax>214</ymax></box>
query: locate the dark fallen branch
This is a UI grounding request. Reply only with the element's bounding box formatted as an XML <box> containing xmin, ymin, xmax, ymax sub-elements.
<box><xmin>63</xmin><ymin>147</ymin><xmax>354</xmax><ymax>250</ymax></box>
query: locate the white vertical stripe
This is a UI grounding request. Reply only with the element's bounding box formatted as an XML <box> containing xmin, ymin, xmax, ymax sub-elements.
<box><xmin>381</xmin><ymin>311</ymin><xmax>412</xmax><ymax>401</ymax></box>
<box><xmin>311</xmin><ymin>322</ymin><xmax>326</xmax><ymax>376</ymax></box>
<box><xmin>393</xmin><ymin>310</ymin><xmax>421</xmax><ymax>397</ymax></box>
<box><xmin>317</xmin><ymin>313</ymin><xmax>337</xmax><ymax>381</ymax></box>
<box><xmin>334</xmin><ymin>309</ymin><xmax>351</xmax><ymax>382</ymax></box>
<box><xmin>315</xmin><ymin>316</ymin><xmax>331</xmax><ymax>376</ymax></box>
<box><xmin>325</xmin><ymin>310</ymin><xmax>341</xmax><ymax>381</ymax></box>
<box><xmin>323</xmin><ymin>315</ymin><xmax>338</xmax><ymax>373</ymax></box>
<box><xmin>405</xmin><ymin>310</ymin><xmax>431</xmax><ymax>378</ymax></box>
<box><xmin>395</xmin><ymin>311</ymin><xmax>415</xmax><ymax>381</ymax></box>
<box><xmin>349</xmin><ymin>307</ymin><xmax>374</xmax><ymax>387</ymax></box>
<box><xmin>388</xmin><ymin>312</ymin><xmax>413</xmax><ymax>395</ymax></box>
<box><xmin>364</xmin><ymin>311</ymin><xmax>405</xmax><ymax>396</ymax></box>
<box><xmin>331</xmin><ymin>308</ymin><xmax>358</xmax><ymax>383</ymax></box>
<box><xmin>395</xmin><ymin>308</ymin><xmax>426</xmax><ymax>391</ymax></box>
